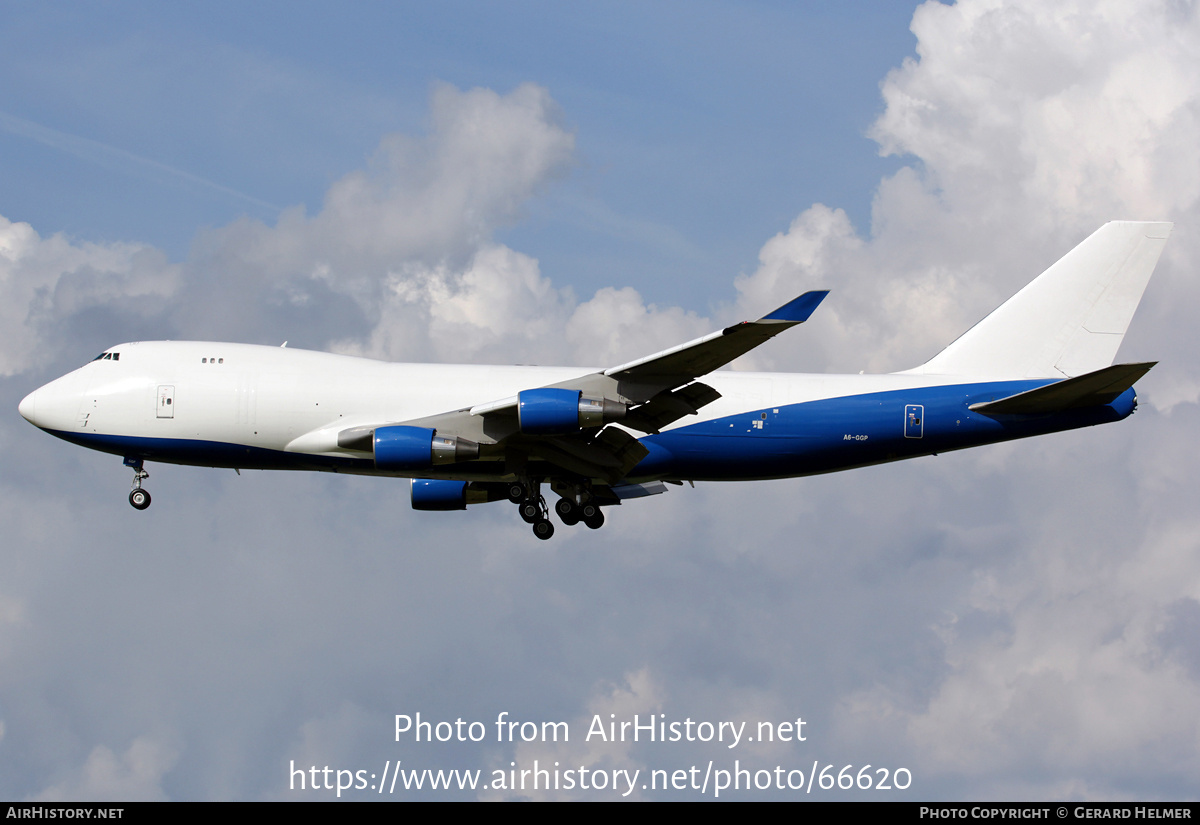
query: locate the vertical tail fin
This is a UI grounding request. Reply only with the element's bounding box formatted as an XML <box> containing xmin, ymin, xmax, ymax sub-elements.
<box><xmin>910</xmin><ymin>221</ymin><xmax>1172</xmax><ymax>378</ymax></box>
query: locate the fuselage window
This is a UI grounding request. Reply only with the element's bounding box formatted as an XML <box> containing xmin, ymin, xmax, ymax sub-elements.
<box><xmin>202</xmin><ymin>358</ymin><xmax>207</xmax><ymax>363</ymax></box>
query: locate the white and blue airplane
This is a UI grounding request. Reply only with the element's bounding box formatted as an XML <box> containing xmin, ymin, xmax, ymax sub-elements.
<box><xmin>18</xmin><ymin>221</ymin><xmax>1171</xmax><ymax>539</ymax></box>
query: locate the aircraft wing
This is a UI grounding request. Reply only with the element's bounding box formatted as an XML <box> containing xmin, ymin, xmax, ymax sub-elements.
<box><xmin>604</xmin><ymin>290</ymin><xmax>829</xmax><ymax>382</ymax></box>
<box><xmin>334</xmin><ymin>290</ymin><xmax>829</xmax><ymax>483</ymax></box>
<box><xmin>470</xmin><ymin>289</ymin><xmax>830</xmax><ymax>412</ymax></box>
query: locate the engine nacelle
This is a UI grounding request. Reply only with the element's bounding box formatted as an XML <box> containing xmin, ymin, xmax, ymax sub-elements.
<box><xmin>374</xmin><ymin>425</ymin><xmax>479</xmax><ymax>470</ymax></box>
<box><xmin>410</xmin><ymin>479</ymin><xmax>510</xmax><ymax>511</ymax></box>
<box><xmin>410</xmin><ymin>479</ymin><xmax>467</xmax><ymax>510</ymax></box>
<box><xmin>517</xmin><ymin>388</ymin><xmax>626</xmax><ymax>435</ymax></box>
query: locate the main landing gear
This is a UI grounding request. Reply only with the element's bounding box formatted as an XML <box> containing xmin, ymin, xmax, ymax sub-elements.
<box><xmin>509</xmin><ymin>479</ymin><xmax>606</xmax><ymax>539</ymax></box>
<box><xmin>553</xmin><ymin>497</ymin><xmax>604</xmax><ymax>530</ymax></box>
<box><xmin>124</xmin><ymin>457</ymin><xmax>151</xmax><ymax>510</ymax></box>
<box><xmin>509</xmin><ymin>481</ymin><xmax>555</xmax><ymax>540</ymax></box>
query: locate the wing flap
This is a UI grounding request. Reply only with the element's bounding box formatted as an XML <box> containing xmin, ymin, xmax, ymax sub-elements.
<box><xmin>529</xmin><ymin>427</ymin><xmax>649</xmax><ymax>482</ymax></box>
<box><xmin>622</xmin><ymin>381</ymin><xmax>722</xmax><ymax>433</ymax></box>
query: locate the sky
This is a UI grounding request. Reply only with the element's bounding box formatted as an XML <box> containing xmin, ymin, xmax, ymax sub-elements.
<box><xmin>1</xmin><ymin>0</ymin><xmax>1199</xmax><ymax>801</ymax></box>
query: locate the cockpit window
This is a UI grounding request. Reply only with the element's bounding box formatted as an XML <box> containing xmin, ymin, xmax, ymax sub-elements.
<box><xmin>90</xmin><ymin>352</ymin><xmax>120</xmax><ymax>363</ymax></box>
<box><xmin>92</xmin><ymin>353</ymin><xmax>106</xmax><ymax>361</ymax></box>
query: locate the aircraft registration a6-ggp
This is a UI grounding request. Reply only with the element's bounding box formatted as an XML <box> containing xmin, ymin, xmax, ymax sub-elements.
<box><xmin>19</xmin><ymin>222</ymin><xmax>1171</xmax><ymax>539</ymax></box>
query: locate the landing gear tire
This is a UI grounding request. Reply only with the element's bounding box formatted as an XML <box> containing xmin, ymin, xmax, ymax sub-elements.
<box><xmin>125</xmin><ymin>457</ymin><xmax>151</xmax><ymax>510</ymax></box>
<box><xmin>519</xmin><ymin>499</ymin><xmax>542</xmax><ymax>523</ymax></box>
<box><xmin>507</xmin><ymin>483</ymin><xmax>526</xmax><ymax>503</ymax></box>
<box><xmin>554</xmin><ymin>498</ymin><xmax>580</xmax><ymax>525</ymax></box>
<box><xmin>533</xmin><ymin>519</ymin><xmax>555</xmax><ymax>540</ymax></box>
<box><xmin>583</xmin><ymin>509</ymin><xmax>605</xmax><ymax>530</ymax></box>
<box><xmin>580</xmin><ymin>502</ymin><xmax>600</xmax><ymax>521</ymax></box>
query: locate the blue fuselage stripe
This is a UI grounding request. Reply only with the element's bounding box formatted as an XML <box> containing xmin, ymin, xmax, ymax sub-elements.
<box><xmin>634</xmin><ymin>382</ymin><xmax>1135</xmax><ymax>480</ymax></box>
<box><xmin>40</xmin><ymin>381</ymin><xmax>1137</xmax><ymax>482</ymax></box>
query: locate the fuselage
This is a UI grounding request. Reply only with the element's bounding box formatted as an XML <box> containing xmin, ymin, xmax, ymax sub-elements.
<box><xmin>18</xmin><ymin>340</ymin><xmax>1137</xmax><ymax>484</ymax></box>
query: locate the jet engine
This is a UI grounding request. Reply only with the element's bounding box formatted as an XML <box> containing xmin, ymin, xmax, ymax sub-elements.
<box><xmin>373</xmin><ymin>425</ymin><xmax>479</xmax><ymax>470</ymax></box>
<box><xmin>410</xmin><ymin>479</ymin><xmax>468</xmax><ymax>510</ymax></box>
<box><xmin>410</xmin><ymin>479</ymin><xmax>510</xmax><ymax>511</ymax></box>
<box><xmin>517</xmin><ymin>388</ymin><xmax>626</xmax><ymax>435</ymax></box>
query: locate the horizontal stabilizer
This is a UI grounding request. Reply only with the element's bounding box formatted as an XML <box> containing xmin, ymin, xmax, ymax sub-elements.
<box><xmin>969</xmin><ymin>362</ymin><xmax>1155</xmax><ymax>415</ymax></box>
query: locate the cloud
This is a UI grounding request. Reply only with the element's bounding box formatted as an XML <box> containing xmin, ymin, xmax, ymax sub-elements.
<box><xmin>169</xmin><ymin>82</ymin><xmax>581</xmax><ymax>354</ymax></box>
<box><xmin>31</xmin><ymin>738</ymin><xmax>178</xmax><ymax>802</ymax></box>
<box><xmin>731</xmin><ymin>0</ymin><xmax>1200</xmax><ymax>378</ymax></box>
<box><xmin>483</xmin><ymin>668</ymin><xmax>661</xmax><ymax>800</ymax></box>
<box><xmin>0</xmin><ymin>81</ymin><xmax>719</xmax><ymax>374</ymax></box>
<box><xmin>0</xmin><ymin>216</ymin><xmax>181</xmax><ymax>377</ymax></box>
<box><xmin>871</xmin><ymin>0</ymin><xmax>1200</xmax><ymax>223</ymax></box>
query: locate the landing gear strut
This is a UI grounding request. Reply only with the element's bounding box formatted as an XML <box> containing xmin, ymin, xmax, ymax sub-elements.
<box><xmin>513</xmin><ymin>479</ymin><xmax>554</xmax><ymax>540</ymax></box>
<box><xmin>124</xmin><ymin>457</ymin><xmax>151</xmax><ymax>510</ymax></box>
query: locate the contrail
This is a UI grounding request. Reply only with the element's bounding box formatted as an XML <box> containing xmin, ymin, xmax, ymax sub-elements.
<box><xmin>0</xmin><ymin>109</ymin><xmax>281</xmax><ymax>213</ymax></box>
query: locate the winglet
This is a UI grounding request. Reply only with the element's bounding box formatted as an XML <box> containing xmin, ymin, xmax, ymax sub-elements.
<box><xmin>760</xmin><ymin>290</ymin><xmax>829</xmax><ymax>324</ymax></box>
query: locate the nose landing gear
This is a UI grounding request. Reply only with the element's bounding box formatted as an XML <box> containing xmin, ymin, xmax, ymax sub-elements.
<box><xmin>124</xmin><ymin>457</ymin><xmax>151</xmax><ymax>510</ymax></box>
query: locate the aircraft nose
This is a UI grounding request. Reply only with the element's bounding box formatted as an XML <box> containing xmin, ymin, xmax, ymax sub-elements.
<box><xmin>18</xmin><ymin>387</ymin><xmax>40</xmax><ymax>425</ymax></box>
<box><xmin>18</xmin><ymin>376</ymin><xmax>83</xmax><ymax>431</ymax></box>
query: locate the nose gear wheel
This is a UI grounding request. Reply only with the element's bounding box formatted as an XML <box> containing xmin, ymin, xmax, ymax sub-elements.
<box><xmin>124</xmin><ymin>457</ymin><xmax>151</xmax><ymax>511</ymax></box>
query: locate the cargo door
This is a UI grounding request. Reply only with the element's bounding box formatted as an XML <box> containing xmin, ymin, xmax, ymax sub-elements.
<box><xmin>157</xmin><ymin>385</ymin><xmax>175</xmax><ymax>419</ymax></box>
<box><xmin>904</xmin><ymin>404</ymin><xmax>923</xmax><ymax>438</ymax></box>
